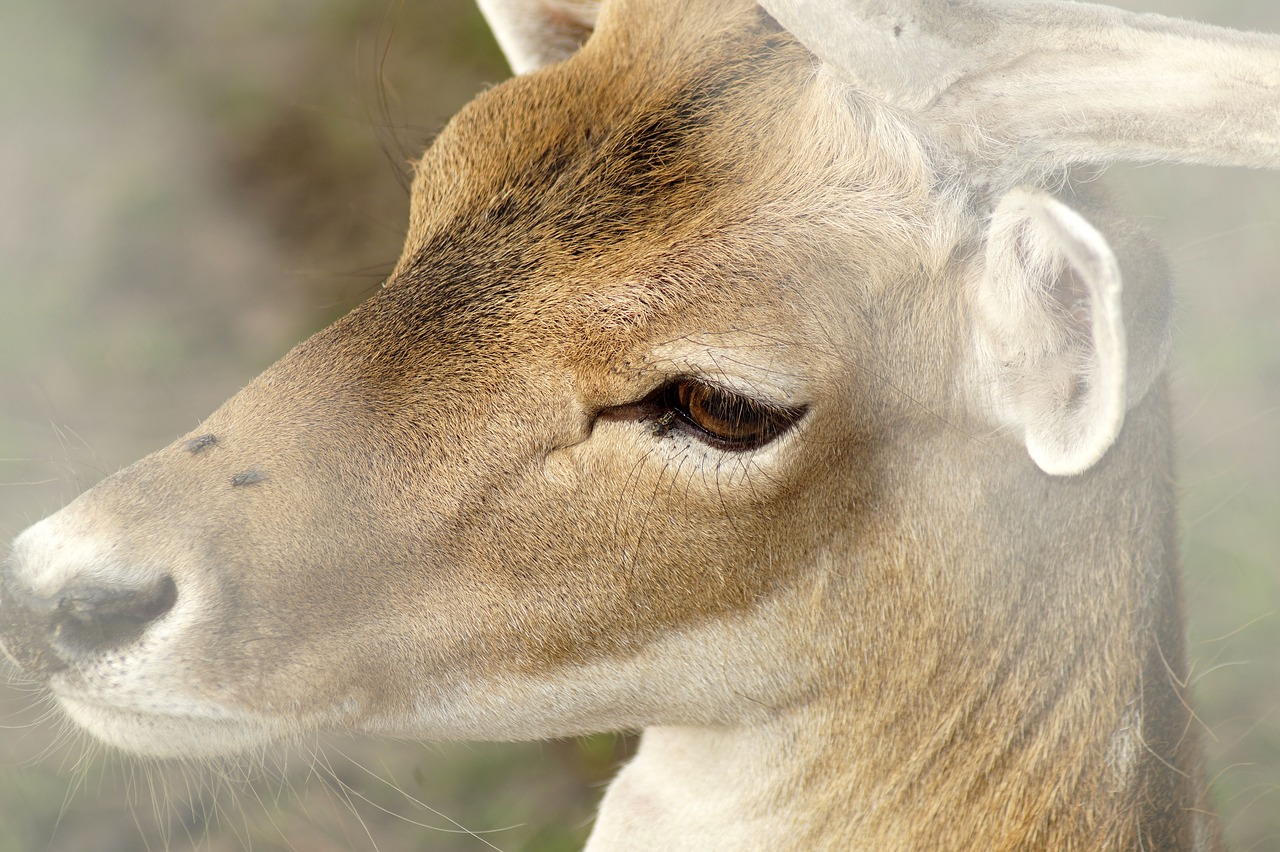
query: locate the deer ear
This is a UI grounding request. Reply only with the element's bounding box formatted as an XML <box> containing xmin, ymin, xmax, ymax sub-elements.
<box><xmin>477</xmin><ymin>0</ymin><xmax>600</xmax><ymax>75</ymax></box>
<box><xmin>974</xmin><ymin>189</ymin><xmax>1140</xmax><ymax>477</ymax></box>
<box><xmin>759</xmin><ymin>0</ymin><xmax>1280</xmax><ymax>174</ymax></box>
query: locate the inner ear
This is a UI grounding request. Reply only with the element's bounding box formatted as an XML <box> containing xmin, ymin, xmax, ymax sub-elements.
<box><xmin>975</xmin><ymin>188</ymin><xmax>1127</xmax><ymax>477</ymax></box>
<box><xmin>477</xmin><ymin>0</ymin><xmax>601</xmax><ymax>75</ymax></box>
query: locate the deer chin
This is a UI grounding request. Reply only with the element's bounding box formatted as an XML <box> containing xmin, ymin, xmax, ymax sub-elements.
<box><xmin>53</xmin><ymin>689</ymin><xmax>286</xmax><ymax>759</ymax></box>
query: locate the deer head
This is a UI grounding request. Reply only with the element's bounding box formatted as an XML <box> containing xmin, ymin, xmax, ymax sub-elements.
<box><xmin>3</xmin><ymin>0</ymin><xmax>1276</xmax><ymax>848</ymax></box>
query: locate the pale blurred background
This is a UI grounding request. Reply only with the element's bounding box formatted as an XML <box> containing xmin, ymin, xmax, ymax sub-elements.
<box><xmin>0</xmin><ymin>1</ymin><xmax>1276</xmax><ymax>849</ymax></box>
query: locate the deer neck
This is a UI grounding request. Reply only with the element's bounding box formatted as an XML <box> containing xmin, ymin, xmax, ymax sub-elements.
<box><xmin>590</xmin><ymin>384</ymin><xmax>1213</xmax><ymax>851</ymax></box>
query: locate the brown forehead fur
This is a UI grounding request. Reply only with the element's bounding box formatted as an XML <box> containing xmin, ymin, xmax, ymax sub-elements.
<box><xmin>385</xmin><ymin>0</ymin><xmax>950</xmax><ymax>394</ymax></box>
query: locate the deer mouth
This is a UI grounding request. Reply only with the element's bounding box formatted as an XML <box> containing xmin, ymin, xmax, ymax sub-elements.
<box><xmin>53</xmin><ymin>689</ymin><xmax>282</xmax><ymax>759</ymax></box>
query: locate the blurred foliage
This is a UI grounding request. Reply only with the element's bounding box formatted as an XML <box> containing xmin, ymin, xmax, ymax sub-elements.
<box><xmin>1</xmin><ymin>0</ymin><xmax>1277</xmax><ymax>850</ymax></box>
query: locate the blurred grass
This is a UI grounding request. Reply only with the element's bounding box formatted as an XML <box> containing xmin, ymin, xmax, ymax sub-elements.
<box><xmin>1</xmin><ymin>0</ymin><xmax>1277</xmax><ymax>850</ymax></box>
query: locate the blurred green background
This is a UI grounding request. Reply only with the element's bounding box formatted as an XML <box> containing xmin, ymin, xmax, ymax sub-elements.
<box><xmin>0</xmin><ymin>0</ymin><xmax>1276</xmax><ymax>849</ymax></box>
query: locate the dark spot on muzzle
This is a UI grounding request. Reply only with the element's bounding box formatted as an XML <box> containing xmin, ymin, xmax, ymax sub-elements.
<box><xmin>230</xmin><ymin>469</ymin><xmax>266</xmax><ymax>487</ymax></box>
<box><xmin>185</xmin><ymin>434</ymin><xmax>218</xmax><ymax>454</ymax></box>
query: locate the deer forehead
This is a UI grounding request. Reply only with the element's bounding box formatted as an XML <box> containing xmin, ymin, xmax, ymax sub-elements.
<box><xmin>374</xmin><ymin>9</ymin><xmax>951</xmax><ymax>409</ymax></box>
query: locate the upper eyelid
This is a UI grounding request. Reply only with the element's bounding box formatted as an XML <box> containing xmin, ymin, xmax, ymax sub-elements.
<box><xmin>592</xmin><ymin>377</ymin><xmax>803</xmax><ymax>428</ymax></box>
<box><xmin>661</xmin><ymin>374</ymin><xmax>801</xmax><ymax>414</ymax></box>
<box><xmin>668</xmin><ymin>379</ymin><xmax>808</xmax><ymax>428</ymax></box>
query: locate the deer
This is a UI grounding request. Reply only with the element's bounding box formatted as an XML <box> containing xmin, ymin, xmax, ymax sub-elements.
<box><xmin>2</xmin><ymin>0</ymin><xmax>1277</xmax><ymax>848</ymax></box>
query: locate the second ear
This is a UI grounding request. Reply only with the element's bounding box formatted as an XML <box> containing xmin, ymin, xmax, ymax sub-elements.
<box><xmin>972</xmin><ymin>188</ymin><xmax>1128</xmax><ymax>477</ymax></box>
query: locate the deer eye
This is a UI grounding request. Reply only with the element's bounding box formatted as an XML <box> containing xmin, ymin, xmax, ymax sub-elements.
<box><xmin>656</xmin><ymin>379</ymin><xmax>806</xmax><ymax>451</ymax></box>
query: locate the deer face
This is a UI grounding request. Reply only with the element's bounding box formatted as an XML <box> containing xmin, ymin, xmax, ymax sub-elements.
<box><xmin>0</xmin><ymin>0</ymin><xmax>957</xmax><ymax>757</ymax></box>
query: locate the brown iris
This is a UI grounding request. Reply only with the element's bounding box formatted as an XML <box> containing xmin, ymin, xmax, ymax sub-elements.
<box><xmin>658</xmin><ymin>379</ymin><xmax>805</xmax><ymax>451</ymax></box>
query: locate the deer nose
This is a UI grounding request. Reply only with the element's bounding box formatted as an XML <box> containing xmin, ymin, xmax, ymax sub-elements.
<box><xmin>1</xmin><ymin>525</ymin><xmax>178</xmax><ymax>676</ymax></box>
<box><xmin>3</xmin><ymin>577</ymin><xmax>177</xmax><ymax>663</ymax></box>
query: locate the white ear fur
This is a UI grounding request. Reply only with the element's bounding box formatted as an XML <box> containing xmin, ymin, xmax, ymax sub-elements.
<box><xmin>975</xmin><ymin>189</ymin><xmax>1128</xmax><ymax>476</ymax></box>
<box><xmin>477</xmin><ymin>0</ymin><xmax>600</xmax><ymax>75</ymax></box>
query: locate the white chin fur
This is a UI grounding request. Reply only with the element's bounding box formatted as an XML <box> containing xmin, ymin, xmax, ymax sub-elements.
<box><xmin>56</xmin><ymin>693</ymin><xmax>283</xmax><ymax>759</ymax></box>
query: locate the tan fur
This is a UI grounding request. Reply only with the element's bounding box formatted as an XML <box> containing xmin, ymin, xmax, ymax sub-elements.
<box><xmin>0</xmin><ymin>0</ymin><xmax>1248</xmax><ymax>848</ymax></box>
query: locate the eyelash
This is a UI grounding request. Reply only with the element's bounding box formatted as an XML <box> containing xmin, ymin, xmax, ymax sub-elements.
<box><xmin>605</xmin><ymin>378</ymin><xmax>806</xmax><ymax>452</ymax></box>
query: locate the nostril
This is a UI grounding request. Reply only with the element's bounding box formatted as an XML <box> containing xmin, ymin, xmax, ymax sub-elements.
<box><xmin>48</xmin><ymin>576</ymin><xmax>178</xmax><ymax>657</ymax></box>
<box><xmin>1</xmin><ymin>574</ymin><xmax>178</xmax><ymax>671</ymax></box>
<box><xmin>55</xmin><ymin>578</ymin><xmax>178</xmax><ymax>626</ymax></box>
